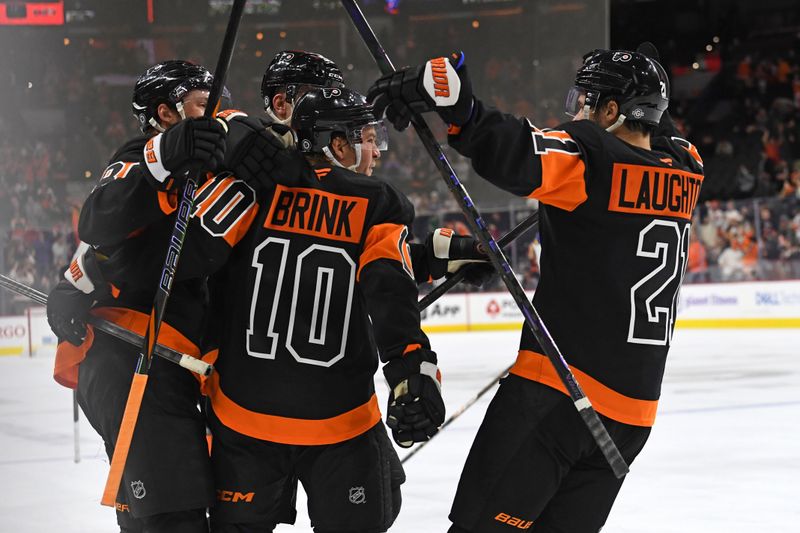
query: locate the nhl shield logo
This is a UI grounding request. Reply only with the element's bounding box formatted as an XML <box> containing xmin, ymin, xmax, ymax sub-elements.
<box><xmin>348</xmin><ymin>486</ymin><xmax>366</xmax><ymax>505</ymax></box>
<box><xmin>130</xmin><ymin>480</ymin><xmax>146</xmax><ymax>500</ymax></box>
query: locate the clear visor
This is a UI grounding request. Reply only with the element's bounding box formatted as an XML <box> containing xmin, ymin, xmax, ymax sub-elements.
<box><xmin>348</xmin><ymin>121</ymin><xmax>389</xmax><ymax>151</ymax></box>
<box><xmin>564</xmin><ymin>86</ymin><xmax>587</xmax><ymax>118</ymax></box>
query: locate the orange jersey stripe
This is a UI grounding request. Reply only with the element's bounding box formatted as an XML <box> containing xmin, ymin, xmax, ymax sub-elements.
<box><xmin>509</xmin><ymin>349</ymin><xmax>659</xmax><ymax>427</ymax></box>
<box><xmin>357</xmin><ymin>223</ymin><xmax>413</xmax><ymax>280</ymax></box>
<box><xmin>90</xmin><ymin>307</ymin><xmax>201</xmax><ymax>357</ymax></box>
<box><xmin>206</xmin><ymin>370</ymin><xmax>382</xmax><ymax>445</ymax></box>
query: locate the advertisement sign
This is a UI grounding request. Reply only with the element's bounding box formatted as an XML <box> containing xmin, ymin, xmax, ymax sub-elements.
<box><xmin>0</xmin><ymin>316</ymin><xmax>28</xmax><ymax>355</ymax></box>
<box><xmin>420</xmin><ymin>281</ymin><xmax>800</xmax><ymax>333</ymax></box>
<box><xmin>420</xmin><ymin>292</ymin><xmax>468</xmax><ymax>332</ymax></box>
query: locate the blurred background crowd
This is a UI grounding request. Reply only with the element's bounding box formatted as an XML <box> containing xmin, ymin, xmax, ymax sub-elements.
<box><xmin>1</xmin><ymin>0</ymin><xmax>799</xmax><ymax>312</ymax></box>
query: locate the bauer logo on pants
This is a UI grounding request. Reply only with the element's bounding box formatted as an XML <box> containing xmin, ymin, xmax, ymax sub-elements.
<box><xmin>130</xmin><ymin>480</ymin><xmax>146</xmax><ymax>499</ymax></box>
<box><xmin>349</xmin><ymin>486</ymin><xmax>366</xmax><ymax>504</ymax></box>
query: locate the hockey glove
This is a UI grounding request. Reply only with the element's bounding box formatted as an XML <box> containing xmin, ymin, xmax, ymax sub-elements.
<box><xmin>222</xmin><ymin>115</ymin><xmax>302</xmax><ymax>190</ymax></box>
<box><xmin>383</xmin><ymin>347</ymin><xmax>445</xmax><ymax>448</ymax></box>
<box><xmin>47</xmin><ymin>245</ymin><xmax>109</xmax><ymax>346</ymax></box>
<box><xmin>145</xmin><ymin>117</ymin><xmax>226</xmax><ymax>187</ymax></box>
<box><xmin>425</xmin><ymin>228</ymin><xmax>493</xmax><ymax>287</ymax></box>
<box><xmin>367</xmin><ymin>51</ymin><xmax>474</xmax><ymax>132</ymax></box>
<box><xmin>47</xmin><ymin>281</ymin><xmax>93</xmax><ymax>346</ymax></box>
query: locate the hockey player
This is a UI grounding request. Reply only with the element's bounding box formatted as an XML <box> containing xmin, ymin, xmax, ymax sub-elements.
<box><xmin>367</xmin><ymin>47</ymin><xmax>704</xmax><ymax>532</ymax></box>
<box><xmin>179</xmin><ymin>87</ymin><xmax>445</xmax><ymax>532</ymax></box>
<box><xmin>46</xmin><ymin>60</ymin><xmax>227</xmax><ymax>533</ymax></box>
<box><xmin>229</xmin><ymin>48</ymin><xmax>491</xmax><ymax>286</ymax></box>
<box><xmin>220</xmin><ymin>50</ymin><xmax>344</xmax><ymax>203</ymax></box>
<box><xmin>262</xmin><ymin>50</ymin><xmax>345</xmax><ymax>125</ymax></box>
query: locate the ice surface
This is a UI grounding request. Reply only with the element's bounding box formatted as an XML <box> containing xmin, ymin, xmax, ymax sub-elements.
<box><xmin>1</xmin><ymin>328</ymin><xmax>798</xmax><ymax>532</ymax></box>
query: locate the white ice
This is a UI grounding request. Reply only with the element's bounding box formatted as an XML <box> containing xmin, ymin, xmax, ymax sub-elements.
<box><xmin>1</xmin><ymin>328</ymin><xmax>798</xmax><ymax>532</ymax></box>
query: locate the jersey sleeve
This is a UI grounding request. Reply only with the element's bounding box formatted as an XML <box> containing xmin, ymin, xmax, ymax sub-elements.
<box><xmin>448</xmin><ymin>97</ymin><xmax>594</xmax><ymax>211</ymax></box>
<box><xmin>357</xmin><ymin>181</ymin><xmax>430</xmax><ymax>363</ymax></box>
<box><xmin>77</xmin><ymin>146</ymin><xmax>185</xmax><ymax>247</ymax></box>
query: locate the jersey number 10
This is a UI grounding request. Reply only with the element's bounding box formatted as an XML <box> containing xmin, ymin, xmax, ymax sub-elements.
<box><xmin>246</xmin><ymin>237</ymin><xmax>356</xmax><ymax>367</ymax></box>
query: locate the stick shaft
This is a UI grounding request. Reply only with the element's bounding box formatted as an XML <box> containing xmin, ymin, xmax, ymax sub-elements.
<box><xmin>340</xmin><ymin>0</ymin><xmax>628</xmax><ymax>478</ymax></box>
<box><xmin>0</xmin><ymin>274</ymin><xmax>212</xmax><ymax>376</ymax></box>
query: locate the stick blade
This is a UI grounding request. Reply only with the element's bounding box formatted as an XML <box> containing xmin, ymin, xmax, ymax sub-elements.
<box><xmin>100</xmin><ymin>373</ymin><xmax>149</xmax><ymax>507</ymax></box>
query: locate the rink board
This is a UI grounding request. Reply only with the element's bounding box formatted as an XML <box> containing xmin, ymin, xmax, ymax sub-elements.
<box><xmin>420</xmin><ymin>280</ymin><xmax>800</xmax><ymax>332</ymax></box>
<box><xmin>1</xmin><ymin>281</ymin><xmax>799</xmax><ymax>356</ymax></box>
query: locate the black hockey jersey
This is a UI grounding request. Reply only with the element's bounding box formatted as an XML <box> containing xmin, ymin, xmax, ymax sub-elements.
<box><xmin>449</xmin><ymin>99</ymin><xmax>704</xmax><ymax>427</ymax></box>
<box><xmin>184</xmin><ymin>162</ymin><xmax>429</xmax><ymax>445</ymax></box>
<box><xmin>76</xmin><ymin>135</ymin><xmax>210</xmax><ymax>354</ymax></box>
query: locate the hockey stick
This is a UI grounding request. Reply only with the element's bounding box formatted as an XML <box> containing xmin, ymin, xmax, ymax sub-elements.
<box><xmin>340</xmin><ymin>0</ymin><xmax>629</xmax><ymax>478</ymax></box>
<box><xmin>100</xmin><ymin>0</ymin><xmax>247</xmax><ymax>507</ymax></box>
<box><xmin>402</xmin><ymin>362</ymin><xmax>512</xmax><ymax>464</ymax></box>
<box><xmin>419</xmin><ymin>211</ymin><xmax>539</xmax><ymax>311</ymax></box>
<box><xmin>0</xmin><ymin>274</ymin><xmax>212</xmax><ymax>376</ymax></box>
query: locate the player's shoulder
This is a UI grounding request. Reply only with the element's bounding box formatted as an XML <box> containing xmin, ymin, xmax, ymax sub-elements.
<box><xmin>107</xmin><ymin>135</ymin><xmax>149</xmax><ymax>164</ymax></box>
<box><xmin>653</xmin><ymin>135</ymin><xmax>704</xmax><ymax>173</ymax></box>
<box><xmin>96</xmin><ymin>135</ymin><xmax>149</xmax><ymax>185</ymax></box>
<box><xmin>320</xmin><ymin>166</ymin><xmax>414</xmax><ymax>225</ymax></box>
<box><xmin>539</xmin><ymin>119</ymin><xmax>609</xmax><ymax>155</ymax></box>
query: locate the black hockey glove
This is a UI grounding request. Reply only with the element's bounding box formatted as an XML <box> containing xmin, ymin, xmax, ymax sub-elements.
<box><xmin>147</xmin><ymin>117</ymin><xmax>226</xmax><ymax>187</ymax></box>
<box><xmin>47</xmin><ymin>245</ymin><xmax>109</xmax><ymax>346</ymax></box>
<box><xmin>425</xmin><ymin>228</ymin><xmax>493</xmax><ymax>287</ymax></box>
<box><xmin>47</xmin><ymin>281</ymin><xmax>93</xmax><ymax>346</ymax></box>
<box><xmin>383</xmin><ymin>348</ymin><xmax>445</xmax><ymax>448</ymax></box>
<box><xmin>222</xmin><ymin>115</ymin><xmax>302</xmax><ymax>190</ymax></box>
<box><xmin>367</xmin><ymin>51</ymin><xmax>474</xmax><ymax>132</ymax></box>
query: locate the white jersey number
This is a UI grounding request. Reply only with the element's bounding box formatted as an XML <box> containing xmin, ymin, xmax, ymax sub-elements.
<box><xmin>246</xmin><ymin>238</ymin><xmax>355</xmax><ymax>367</ymax></box>
<box><xmin>628</xmin><ymin>220</ymin><xmax>690</xmax><ymax>346</ymax></box>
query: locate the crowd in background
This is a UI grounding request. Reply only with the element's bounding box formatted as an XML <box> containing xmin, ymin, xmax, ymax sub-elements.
<box><xmin>2</xmin><ymin>15</ymin><xmax>800</xmax><ymax>314</ymax></box>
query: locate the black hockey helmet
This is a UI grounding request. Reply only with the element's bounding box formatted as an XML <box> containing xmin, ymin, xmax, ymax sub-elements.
<box><xmin>292</xmin><ymin>87</ymin><xmax>388</xmax><ymax>154</ymax></box>
<box><xmin>131</xmin><ymin>60</ymin><xmax>214</xmax><ymax>133</ymax></box>
<box><xmin>261</xmin><ymin>50</ymin><xmax>345</xmax><ymax>110</ymax></box>
<box><xmin>565</xmin><ymin>49</ymin><xmax>669</xmax><ymax>129</ymax></box>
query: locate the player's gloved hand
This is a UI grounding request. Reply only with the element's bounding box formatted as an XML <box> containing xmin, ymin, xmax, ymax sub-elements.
<box><xmin>148</xmin><ymin>117</ymin><xmax>226</xmax><ymax>184</ymax></box>
<box><xmin>47</xmin><ymin>281</ymin><xmax>93</xmax><ymax>346</ymax></box>
<box><xmin>426</xmin><ymin>228</ymin><xmax>493</xmax><ymax>286</ymax></box>
<box><xmin>367</xmin><ymin>51</ymin><xmax>474</xmax><ymax>132</ymax></box>
<box><xmin>47</xmin><ymin>245</ymin><xmax>109</xmax><ymax>346</ymax></box>
<box><xmin>222</xmin><ymin>115</ymin><xmax>301</xmax><ymax>190</ymax></box>
<box><xmin>383</xmin><ymin>347</ymin><xmax>445</xmax><ymax>448</ymax></box>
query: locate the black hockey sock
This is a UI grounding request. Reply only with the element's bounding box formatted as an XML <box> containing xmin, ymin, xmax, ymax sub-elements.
<box><xmin>209</xmin><ymin>520</ymin><xmax>277</xmax><ymax>533</ymax></box>
<box><xmin>141</xmin><ymin>508</ymin><xmax>208</xmax><ymax>533</ymax></box>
